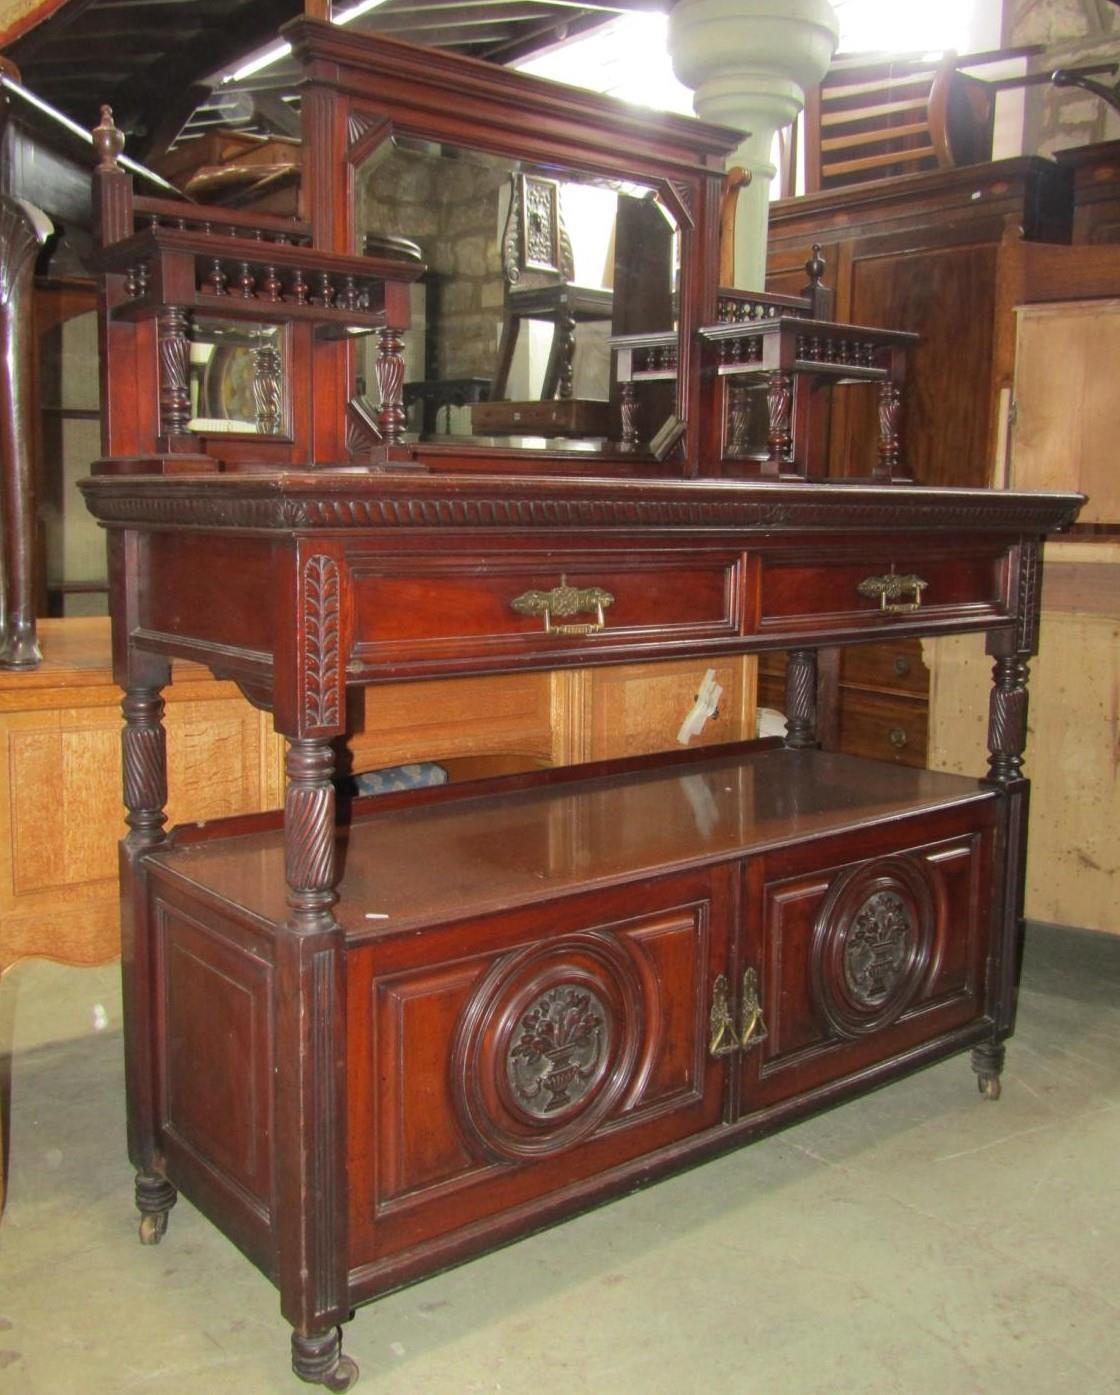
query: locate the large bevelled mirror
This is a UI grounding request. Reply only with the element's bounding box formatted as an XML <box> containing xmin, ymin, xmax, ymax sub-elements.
<box><xmin>354</xmin><ymin>136</ymin><xmax>679</xmax><ymax>450</ymax></box>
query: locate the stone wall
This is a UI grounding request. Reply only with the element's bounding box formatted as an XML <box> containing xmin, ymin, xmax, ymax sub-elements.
<box><xmin>357</xmin><ymin>143</ymin><xmax>505</xmax><ymax>383</ymax></box>
<box><xmin>1005</xmin><ymin>0</ymin><xmax>1120</xmax><ymax>155</ymax></box>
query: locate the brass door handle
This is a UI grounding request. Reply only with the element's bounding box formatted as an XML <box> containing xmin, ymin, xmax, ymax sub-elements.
<box><xmin>709</xmin><ymin>973</ymin><xmax>739</xmax><ymax>1057</ymax></box>
<box><xmin>738</xmin><ymin>967</ymin><xmax>768</xmax><ymax>1050</ymax></box>
<box><xmin>511</xmin><ymin>580</ymin><xmax>615</xmax><ymax>636</ymax></box>
<box><xmin>857</xmin><ymin>573</ymin><xmax>928</xmax><ymax>614</ymax></box>
<box><xmin>709</xmin><ymin>968</ymin><xmax>769</xmax><ymax>1059</ymax></box>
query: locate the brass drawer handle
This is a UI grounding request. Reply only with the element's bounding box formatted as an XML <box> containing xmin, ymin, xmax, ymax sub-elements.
<box><xmin>511</xmin><ymin>580</ymin><xmax>615</xmax><ymax>636</ymax></box>
<box><xmin>888</xmin><ymin>727</ymin><xmax>909</xmax><ymax>749</ymax></box>
<box><xmin>857</xmin><ymin>572</ymin><xmax>928</xmax><ymax>614</ymax></box>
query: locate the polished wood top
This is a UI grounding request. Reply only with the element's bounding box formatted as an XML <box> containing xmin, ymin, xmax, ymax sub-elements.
<box><xmin>148</xmin><ymin>747</ymin><xmax>995</xmax><ymax>939</ymax></box>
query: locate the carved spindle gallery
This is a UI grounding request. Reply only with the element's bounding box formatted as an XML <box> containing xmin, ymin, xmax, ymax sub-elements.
<box><xmin>238</xmin><ymin>261</ymin><xmax>257</xmax><ymax>299</ymax></box>
<box><xmin>292</xmin><ymin>268</ymin><xmax>309</xmax><ymax>305</ymax></box>
<box><xmin>263</xmin><ymin>265</ymin><xmax>283</xmax><ymax>302</ymax></box>
<box><xmin>207</xmin><ymin>259</ymin><xmax>229</xmax><ymax>295</ymax></box>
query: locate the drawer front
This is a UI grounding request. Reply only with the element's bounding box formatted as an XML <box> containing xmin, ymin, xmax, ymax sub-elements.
<box><xmin>470</xmin><ymin>398</ymin><xmax>610</xmax><ymax>437</ymax></box>
<box><xmin>347</xmin><ymin>551</ymin><xmax>743</xmax><ymax>675</ymax></box>
<box><xmin>836</xmin><ymin>688</ymin><xmax>929</xmax><ymax>767</ymax></box>
<box><xmin>347</xmin><ymin>868</ymin><xmax>731</xmax><ymax>1277</ymax></box>
<box><xmin>839</xmin><ymin>638</ymin><xmax>928</xmax><ymax>695</ymax></box>
<box><xmin>757</xmin><ymin>545</ymin><xmax>1010</xmax><ymax>639</ymax></box>
<box><xmin>739</xmin><ymin>800</ymin><xmax>998</xmax><ymax>1115</ymax></box>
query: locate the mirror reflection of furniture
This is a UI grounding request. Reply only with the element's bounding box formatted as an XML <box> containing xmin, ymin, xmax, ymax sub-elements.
<box><xmin>474</xmin><ymin>173</ymin><xmax>614</xmax><ymax>438</ymax></box>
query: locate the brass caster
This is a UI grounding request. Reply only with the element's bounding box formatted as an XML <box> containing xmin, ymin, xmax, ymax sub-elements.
<box><xmin>977</xmin><ymin>1073</ymin><xmax>1002</xmax><ymax>1101</ymax></box>
<box><xmin>138</xmin><ymin>1210</ymin><xmax>169</xmax><ymax>1245</ymax></box>
<box><xmin>292</xmin><ymin>1329</ymin><xmax>359</xmax><ymax>1390</ymax></box>
<box><xmin>323</xmin><ymin>1356</ymin><xmax>359</xmax><ymax>1393</ymax></box>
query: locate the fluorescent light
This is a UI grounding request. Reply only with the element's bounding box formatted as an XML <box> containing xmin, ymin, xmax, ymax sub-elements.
<box><xmin>229</xmin><ymin>42</ymin><xmax>292</xmax><ymax>84</ymax></box>
<box><xmin>333</xmin><ymin>0</ymin><xmax>390</xmax><ymax>26</ymax></box>
<box><xmin>222</xmin><ymin>0</ymin><xmax>390</xmax><ymax>86</ymax></box>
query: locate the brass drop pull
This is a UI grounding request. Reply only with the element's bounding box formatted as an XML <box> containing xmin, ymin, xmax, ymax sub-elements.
<box><xmin>709</xmin><ymin>973</ymin><xmax>739</xmax><ymax>1057</ymax></box>
<box><xmin>708</xmin><ymin>968</ymin><xmax>769</xmax><ymax>1059</ymax></box>
<box><xmin>738</xmin><ymin>967</ymin><xmax>768</xmax><ymax>1050</ymax></box>
<box><xmin>857</xmin><ymin>572</ymin><xmax>928</xmax><ymax>614</ymax></box>
<box><xmin>510</xmin><ymin>579</ymin><xmax>615</xmax><ymax>636</ymax></box>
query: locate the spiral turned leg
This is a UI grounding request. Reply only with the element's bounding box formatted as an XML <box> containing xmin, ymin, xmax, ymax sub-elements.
<box><xmin>291</xmin><ymin>1329</ymin><xmax>359</xmax><ymax>1392</ymax></box>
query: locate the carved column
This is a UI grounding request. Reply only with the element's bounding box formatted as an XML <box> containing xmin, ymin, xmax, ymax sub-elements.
<box><xmin>557</xmin><ymin>307</ymin><xmax>577</xmax><ymax>400</ymax></box>
<box><xmin>727</xmin><ymin>378</ymin><xmax>750</xmax><ymax>457</ymax></box>
<box><xmin>375</xmin><ymin>324</ymin><xmax>406</xmax><ymax>444</ymax></box>
<box><xmin>157</xmin><ymin>305</ymin><xmax>192</xmax><ymax>444</ymax></box>
<box><xmin>619</xmin><ymin>381</ymin><xmax>639</xmax><ymax>451</ymax></box>
<box><xmin>784</xmin><ymin>648</ymin><xmax>818</xmax><ymax>749</ymax></box>
<box><xmin>0</xmin><ymin>196</ymin><xmax>53</xmax><ymax>670</ymax></box>
<box><xmin>253</xmin><ymin>339</ymin><xmax>283</xmax><ymax>435</ymax></box>
<box><xmin>975</xmin><ymin>541</ymin><xmax>1041</xmax><ymax>1099</ymax></box>
<box><xmin>119</xmin><ymin>683</ymin><xmax>178</xmax><ymax>1238</ymax></box>
<box><xmin>876</xmin><ymin>380</ymin><xmax>902</xmax><ymax>481</ymax></box>
<box><xmin>765</xmin><ymin>371</ymin><xmax>793</xmax><ymax>473</ymax></box>
<box><xmin>276</xmin><ymin>737</ymin><xmax>355</xmax><ymax>1389</ymax></box>
<box><xmin>987</xmin><ymin>651</ymin><xmax>1030</xmax><ymax>785</ymax></box>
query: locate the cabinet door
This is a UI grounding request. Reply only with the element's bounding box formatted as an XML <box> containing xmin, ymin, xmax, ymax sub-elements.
<box><xmin>736</xmin><ymin>801</ymin><xmax>998</xmax><ymax>1115</ymax></box>
<box><xmin>347</xmin><ymin>867</ymin><xmax>731</xmax><ymax>1281</ymax></box>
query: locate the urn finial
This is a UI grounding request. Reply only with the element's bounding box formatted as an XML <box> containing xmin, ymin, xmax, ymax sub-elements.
<box><xmin>92</xmin><ymin>105</ymin><xmax>125</xmax><ymax>171</ymax></box>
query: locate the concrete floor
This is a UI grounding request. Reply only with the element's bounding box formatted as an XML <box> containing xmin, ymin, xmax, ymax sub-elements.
<box><xmin>1</xmin><ymin>923</ymin><xmax>1117</xmax><ymax>1395</ymax></box>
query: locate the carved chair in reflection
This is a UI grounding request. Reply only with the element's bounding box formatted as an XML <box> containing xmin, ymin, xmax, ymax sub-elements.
<box><xmin>472</xmin><ymin>173</ymin><xmax>614</xmax><ymax>438</ymax></box>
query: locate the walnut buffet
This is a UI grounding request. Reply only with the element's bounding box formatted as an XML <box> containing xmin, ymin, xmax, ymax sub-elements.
<box><xmin>80</xmin><ymin>22</ymin><xmax>1083</xmax><ymax>1391</ymax></box>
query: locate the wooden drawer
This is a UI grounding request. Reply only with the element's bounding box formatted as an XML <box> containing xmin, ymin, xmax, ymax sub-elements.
<box><xmin>346</xmin><ymin>868</ymin><xmax>730</xmax><ymax>1278</ymax></box>
<box><xmin>741</xmin><ymin>799</ymin><xmax>998</xmax><ymax>1114</ymax></box>
<box><xmin>836</xmin><ymin>688</ymin><xmax>929</xmax><ymax>768</ymax></box>
<box><xmin>346</xmin><ymin>551</ymin><xmax>743</xmax><ymax>675</ymax></box>
<box><xmin>840</xmin><ymin>638</ymin><xmax>928</xmax><ymax>695</ymax></box>
<box><xmin>757</xmin><ymin>545</ymin><xmax>1010</xmax><ymax>639</ymax></box>
<box><xmin>470</xmin><ymin>398</ymin><xmax>611</xmax><ymax>437</ymax></box>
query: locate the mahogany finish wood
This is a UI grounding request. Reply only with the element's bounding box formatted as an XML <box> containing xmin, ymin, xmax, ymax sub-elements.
<box><xmin>80</xmin><ymin>25</ymin><xmax>1083</xmax><ymax>1391</ymax></box>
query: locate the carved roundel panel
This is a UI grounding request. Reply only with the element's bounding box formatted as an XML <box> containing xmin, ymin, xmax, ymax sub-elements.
<box><xmin>452</xmin><ymin>932</ymin><xmax>645</xmax><ymax>1162</ymax></box>
<box><xmin>810</xmin><ymin>855</ymin><xmax>941</xmax><ymax>1039</ymax></box>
